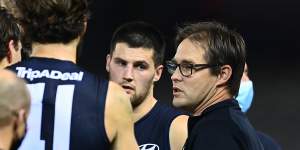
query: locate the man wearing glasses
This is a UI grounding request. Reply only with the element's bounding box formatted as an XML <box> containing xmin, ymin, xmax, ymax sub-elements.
<box><xmin>166</xmin><ymin>22</ymin><xmax>264</xmax><ymax>150</ymax></box>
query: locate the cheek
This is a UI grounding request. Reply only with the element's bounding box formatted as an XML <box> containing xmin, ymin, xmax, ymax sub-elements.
<box><xmin>13</xmin><ymin>49</ymin><xmax>21</xmax><ymax>59</ymax></box>
<box><xmin>184</xmin><ymin>83</ymin><xmax>199</xmax><ymax>101</ymax></box>
<box><xmin>136</xmin><ymin>73</ymin><xmax>153</xmax><ymax>90</ymax></box>
<box><xmin>18</xmin><ymin>51</ymin><xmax>22</xmax><ymax>60</ymax></box>
<box><xmin>183</xmin><ymin>78</ymin><xmax>208</xmax><ymax>101</ymax></box>
<box><xmin>109</xmin><ymin>67</ymin><xmax>123</xmax><ymax>82</ymax></box>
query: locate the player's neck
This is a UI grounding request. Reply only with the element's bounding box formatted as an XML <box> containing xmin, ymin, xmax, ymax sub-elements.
<box><xmin>0</xmin><ymin>59</ymin><xmax>9</xmax><ymax>69</ymax></box>
<box><xmin>193</xmin><ymin>86</ymin><xmax>232</xmax><ymax>116</ymax></box>
<box><xmin>0</xmin><ymin>126</ymin><xmax>14</xmax><ymax>150</ymax></box>
<box><xmin>31</xmin><ymin>38</ymin><xmax>80</xmax><ymax>63</ymax></box>
<box><xmin>132</xmin><ymin>87</ymin><xmax>157</xmax><ymax>122</ymax></box>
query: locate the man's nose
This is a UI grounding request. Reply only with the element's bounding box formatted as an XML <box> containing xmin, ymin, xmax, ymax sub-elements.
<box><xmin>123</xmin><ymin>65</ymin><xmax>134</xmax><ymax>82</ymax></box>
<box><xmin>171</xmin><ymin>67</ymin><xmax>183</xmax><ymax>82</ymax></box>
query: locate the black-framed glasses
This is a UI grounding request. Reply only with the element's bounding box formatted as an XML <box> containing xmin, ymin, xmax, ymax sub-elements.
<box><xmin>166</xmin><ymin>60</ymin><xmax>219</xmax><ymax>77</ymax></box>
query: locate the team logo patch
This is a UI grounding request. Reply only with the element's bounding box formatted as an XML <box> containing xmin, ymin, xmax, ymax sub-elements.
<box><xmin>139</xmin><ymin>144</ymin><xmax>159</xmax><ymax>150</ymax></box>
<box><xmin>16</xmin><ymin>67</ymin><xmax>84</xmax><ymax>81</ymax></box>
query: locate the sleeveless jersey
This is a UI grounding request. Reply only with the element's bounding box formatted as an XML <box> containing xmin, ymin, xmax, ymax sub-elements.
<box><xmin>135</xmin><ymin>101</ymin><xmax>185</xmax><ymax>150</ymax></box>
<box><xmin>8</xmin><ymin>57</ymin><xmax>110</xmax><ymax>150</ymax></box>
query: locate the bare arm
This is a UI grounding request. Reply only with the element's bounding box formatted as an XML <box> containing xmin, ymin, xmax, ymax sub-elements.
<box><xmin>105</xmin><ymin>81</ymin><xmax>139</xmax><ymax>150</ymax></box>
<box><xmin>169</xmin><ymin>115</ymin><xmax>189</xmax><ymax>150</ymax></box>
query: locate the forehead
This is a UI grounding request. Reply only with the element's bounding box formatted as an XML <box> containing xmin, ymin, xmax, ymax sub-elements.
<box><xmin>174</xmin><ymin>39</ymin><xmax>206</xmax><ymax>63</ymax></box>
<box><xmin>112</xmin><ymin>42</ymin><xmax>154</xmax><ymax>62</ymax></box>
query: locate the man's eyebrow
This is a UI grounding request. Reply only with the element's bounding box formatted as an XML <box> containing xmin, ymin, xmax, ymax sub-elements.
<box><xmin>181</xmin><ymin>60</ymin><xmax>194</xmax><ymax>64</ymax></box>
<box><xmin>133</xmin><ymin>61</ymin><xmax>150</xmax><ymax>68</ymax></box>
<box><xmin>171</xmin><ymin>59</ymin><xmax>194</xmax><ymax>64</ymax></box>
<box><xmin>113</xmin><ymin>57</ymin><xmax>125</xmax><ymax>61</ymax></box>
<box><xmin>133</xmin><ymin>60</ymin><xmax>148</xmax><ymax>64</ymax></box>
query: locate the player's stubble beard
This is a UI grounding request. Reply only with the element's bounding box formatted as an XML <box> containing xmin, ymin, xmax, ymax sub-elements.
<box><xmin>130</xmin><ymin>76</ymin><xmax>154</xmax><ymax>109</ymax></box>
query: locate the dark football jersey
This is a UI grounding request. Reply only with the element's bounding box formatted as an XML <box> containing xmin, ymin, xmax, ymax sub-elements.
<box><xmin>135</xmin><ymin>101</ymin><xmax>185</xmax><ymax>150</ymax></box>
<box><xmin>8</xmin><ymin>57</ymin><xmax>110</xmax><ymax>150</ymax></box>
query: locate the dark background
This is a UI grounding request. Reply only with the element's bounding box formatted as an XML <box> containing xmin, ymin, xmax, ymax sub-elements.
<box><xmin>78</xmin><ymin>0</ymin><xmax>300</xmax><ymax>149</ymax></box>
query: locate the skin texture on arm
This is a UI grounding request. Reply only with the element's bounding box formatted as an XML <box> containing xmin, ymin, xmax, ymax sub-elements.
<box><xmin>105</xmin><ymin>81</ymin><xmax>139</xmax><ymax>150</ymax></box>
<box><xmin>169</xmin><ymin>115</ymin><xmax>189</xmax><ymax>150</ymax></box>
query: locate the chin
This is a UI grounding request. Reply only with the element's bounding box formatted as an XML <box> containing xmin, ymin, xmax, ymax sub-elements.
<box><xmin>172</xmin><ymin>97</ymin><xmax>187</xmax><ymax>108</ymax></box>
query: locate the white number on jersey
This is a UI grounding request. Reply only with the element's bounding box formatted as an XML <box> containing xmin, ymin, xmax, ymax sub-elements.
<box><xmin>18</xmin><ymin>83</ymin><xmax>75</xmax><ymax>150</ymax></box>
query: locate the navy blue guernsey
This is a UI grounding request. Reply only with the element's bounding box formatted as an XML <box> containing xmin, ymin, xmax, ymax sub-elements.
<box><xmin>135</xmin><ymin>101</ymin><xmax>185</xmax><ymax>150</ymax></box>
<box><xmin>8</xmin><ymin>57</ymin><xmax>110</xmax><ymax>150</ymax></box>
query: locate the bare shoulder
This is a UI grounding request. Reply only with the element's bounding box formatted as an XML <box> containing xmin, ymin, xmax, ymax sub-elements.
<box><xmin>170</xmin><ymin>115</ymin><xmax>189</xmax><ymax>150</ymax></box>
<box><xmin>170</xmin><ymin>115</ymin><xmax>189</xmax><ymax>134</ymax></box>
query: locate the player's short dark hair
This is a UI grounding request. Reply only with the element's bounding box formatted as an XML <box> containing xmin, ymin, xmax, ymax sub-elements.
<box><xmin>110</xmin><ymin>21</ymin><xmax>166</xmax><ymax>67</ymax></box>
<box><xmin>0</xmin><ymin>7</ymin><xmax>21</xmax><ymax>61</ymax></box>
<box><xmin>16</xmin><ymin>0</ymin><xmax>90</xmax><ymax>44</ymax></box>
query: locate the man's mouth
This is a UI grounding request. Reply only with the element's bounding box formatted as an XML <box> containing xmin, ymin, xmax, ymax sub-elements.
<box><xmin>122</xmin><ymin>85</ymin><xmax>135</xmax><ymax>94</ymax></box>
<box><xmin>173</xmin><ymin>86</ymin><xmax>183</xmax><ymax>97</ymax></box>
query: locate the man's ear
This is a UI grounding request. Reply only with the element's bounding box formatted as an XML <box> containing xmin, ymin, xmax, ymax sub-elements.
<box><xmin>106</xmin><ymin>54</ymin><xmax>111</xmax><ymax>72</ymax></box>
<box><xmin>153</xmin><ymin>65</ymin><xmax>163</xmax><ymax>82</ymax></box>
<box><xmin>17</xmin><ymin>109</ymin><xmax>27</xmax><ymax>124</ymax></box>
<box><xmin>14</xmin><ymin>108</ymin><xmax>27</xmax><ymax>138</ymax></box>
<box><xmin>216</xmin><ymin>65</ymin><xmax>232</xmax><ymax>86</ymax></box>
<box><xmin>83</xmin><ymin>21</ymin><xmax>87</xmax><ymax>35</ymax></box>
<box><xmin>7</xmin><ymin>40</ymin><xmax>16</xmax><ymax>63</ymax></box>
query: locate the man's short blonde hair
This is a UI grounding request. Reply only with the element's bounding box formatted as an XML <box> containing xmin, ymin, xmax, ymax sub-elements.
<box><xmin>0</xmin><ymin>69</ymin><xmax>30</xmax><ymax>127</ymax></box>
